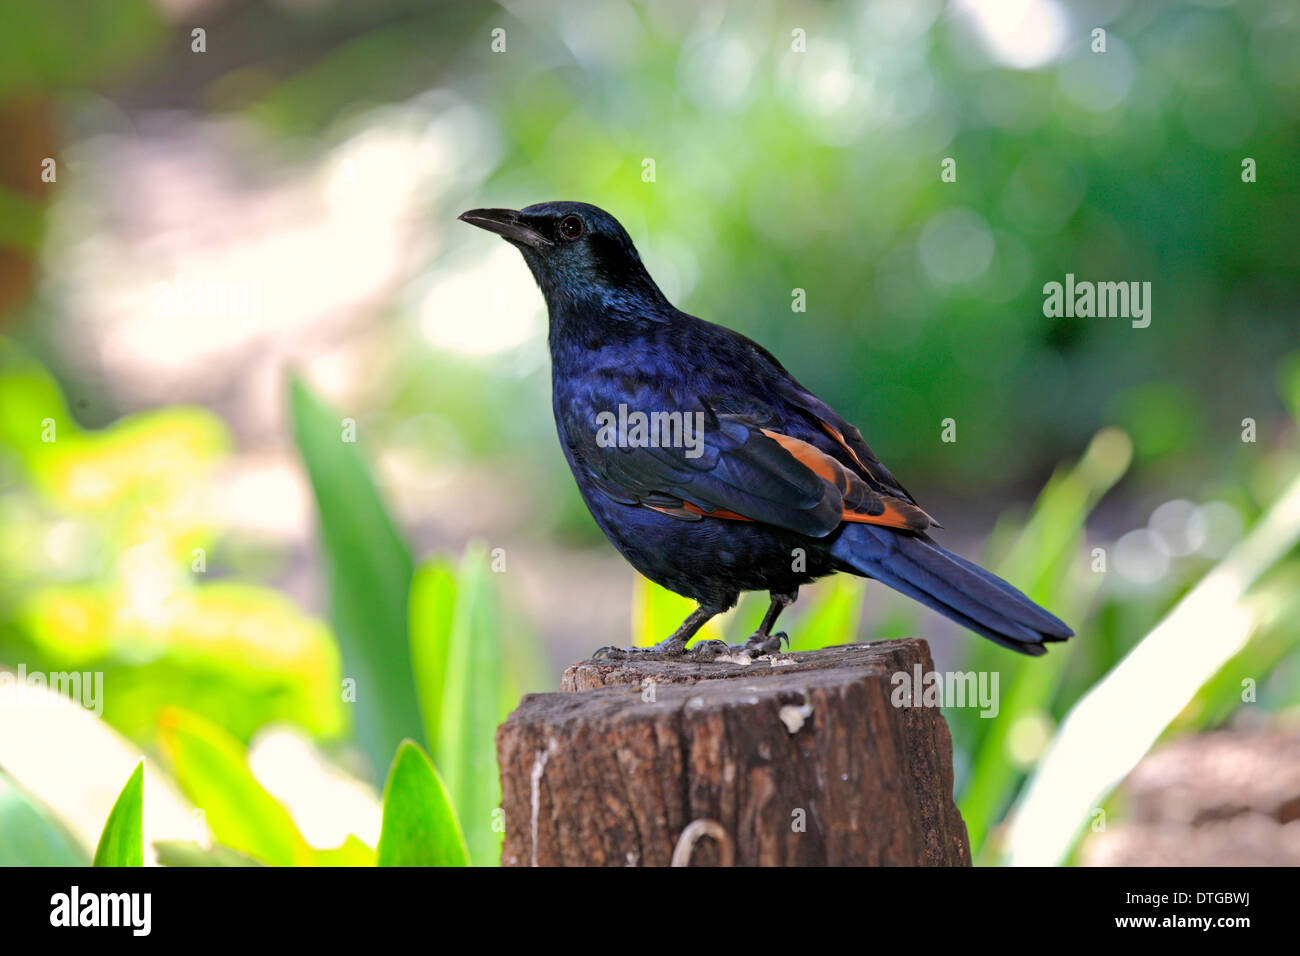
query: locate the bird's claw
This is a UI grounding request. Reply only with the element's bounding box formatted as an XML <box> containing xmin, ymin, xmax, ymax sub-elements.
<box><xmin>742</xmin><ymin>630</ymin><xmax>789</xmax><ymax>655</ymax></box>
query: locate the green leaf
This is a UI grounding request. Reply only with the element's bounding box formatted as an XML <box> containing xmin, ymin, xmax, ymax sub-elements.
<box><xmin>376</xmin><ymin>741</ymin><xmax>469</xmax><ymax>867</ymax></box>
<box><xmin>411</xmin><ymin>549</ymin><xmax>551</xmax><ymax>865</ymax></box>
<box><xmin>92</xmin><ymin>760</ymin><xmax>144</xmax><ymax>867</ymax></box>
<box><xmin>289</xmin><ymin>377</ymin><xmax>424</xmax><ymax>778</ymax></box>
<box><xmin>433</xmin><ymin>546</ymin><xmax>510</xmax><ymax>866</ymax></box>
<box><xmin>0</xmin><ymin>770</ymin><xmax>88</xmax><ymax>866</ymax></box>
<box><xmin>157</xmin><ymin>707</ymin><xmax>312</xmax><ymax>866</ymax></box>
<box><xmin>410</xmin><ymin>558</ymin><xmax>458</xmax><ymax>748</ymax></box>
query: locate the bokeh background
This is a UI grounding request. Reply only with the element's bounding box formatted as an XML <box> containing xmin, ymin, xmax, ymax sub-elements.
<box><xmin>2</xmin><ymin>0</ymin><xmax>1299</xmax><ymax>867</ymax></box>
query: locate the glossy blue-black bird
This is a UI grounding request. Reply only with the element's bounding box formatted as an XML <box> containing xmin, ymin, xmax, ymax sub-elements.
<box><xmin>459</xmin><ymin>201</ymin><xmax>1073</xmax><ymax>659</ymax></box>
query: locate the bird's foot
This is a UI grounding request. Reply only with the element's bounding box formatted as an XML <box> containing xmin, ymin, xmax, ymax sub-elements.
<box><xmin>741</xmin><ymin>630</ymin><xmax>789</xmax><ymax>656</ymax></box>
<box><xmin>681</xmin><ymin>639</ymin><xmax>737</xmax><ymax>661</ymax></box>
<box><xmin>682</xmin><ymin>632</ymin><xmax>789</xmax><ymax>662</ymax></box>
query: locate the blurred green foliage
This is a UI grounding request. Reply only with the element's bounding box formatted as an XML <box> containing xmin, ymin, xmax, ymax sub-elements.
<box><xmin>0</xmin><ymin>344</ymin><xmax>344</xmax><ymax>744</ymax></box>
<box><xmin>0</xmin><ymin>0</ymin><xmax>162</xmax><ymax>98</ymax></box>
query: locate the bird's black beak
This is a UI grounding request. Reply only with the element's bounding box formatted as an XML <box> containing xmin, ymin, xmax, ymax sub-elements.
<box><xmin>457</xmin><ymin>208</ymin><xmax>552</xmax><ymax>249</ymax></box>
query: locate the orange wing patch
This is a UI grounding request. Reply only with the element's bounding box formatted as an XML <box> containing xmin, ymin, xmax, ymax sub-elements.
<box><xmin>762</xmin><ymin>429</ymin><xmax>934</xmax><ymax>532</ymax></box>
<box><xmin>639</xmin><ymin>428</ymin><xmax>934</xmax><ymax>534</ymax></box>
<box><xmin>839</xmin><ymin>497</ymin><xmax>930</xmax><ymax>531</ymax></box>
<box><xmin>818</xmin><ymin>417</ymin><xmax>943</xmax><ymax>529</ymax></box>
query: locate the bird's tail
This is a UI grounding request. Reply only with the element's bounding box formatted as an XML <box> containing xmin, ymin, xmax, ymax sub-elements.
<box><xmin>829</xmin><ymin>523</ymin><xmax>1073</xmax><ymax>655</ymax></box>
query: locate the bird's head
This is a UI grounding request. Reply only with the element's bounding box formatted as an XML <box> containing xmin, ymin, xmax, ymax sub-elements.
<box><xmin>458</xmin><ymin>201</ymin><xmax>667</xmax><ymax>314</ymax></box>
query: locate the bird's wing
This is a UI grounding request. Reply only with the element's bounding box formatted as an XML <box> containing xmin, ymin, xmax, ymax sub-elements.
<box><xmin>574</xmin><ymin>406</ymin><xmax>933</xmax><ymax>538</ymax></box>
<box><xmin>707</xmin><ymin>322</ymin><xmax>927</xmax><ymax>510</ymax></box>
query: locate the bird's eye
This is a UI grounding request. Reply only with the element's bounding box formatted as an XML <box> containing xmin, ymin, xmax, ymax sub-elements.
<box><xmin>558</xmin><ymin>215</ymin><xmax>585</xmax><ymax>241</ymax></box>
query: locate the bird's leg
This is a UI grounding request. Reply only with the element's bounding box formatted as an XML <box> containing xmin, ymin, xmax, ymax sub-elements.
<box><xmin>739</xmin><ymin>588</ymin><xmax>798</xmax><ymax>655</ymax></box>
<box><xmin>592</xmin><ymin>605</ymin><xmax>720</xmax><ymax>661</ymax></box>
<box><xmin>681</xmin><ymin>589</ymin><xmax>800</xmax><ymax>661</ymax></box>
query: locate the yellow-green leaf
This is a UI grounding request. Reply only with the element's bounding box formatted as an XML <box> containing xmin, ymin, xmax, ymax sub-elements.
<box><xmin>158</xmin><ymin>708</ymin><xmax>312</xmax><ymax>866</ymax></box>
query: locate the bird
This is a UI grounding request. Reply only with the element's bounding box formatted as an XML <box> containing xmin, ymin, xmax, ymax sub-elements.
<box><xmin>459</xmin><ymin>201</ymin><xmax>1073</xmax><ymax>660</ymax></box>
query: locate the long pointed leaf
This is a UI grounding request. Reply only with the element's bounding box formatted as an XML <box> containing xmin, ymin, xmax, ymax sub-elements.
<box><xmin>289</xmin><ymin>377</ymin><xmax>424</xmax><ymax>778</ymax></box>
<box><xmin>92</xmin><ymin>760</ymin><xmax>144</xmax><ymax>867</ymax></box>
<box><xmin>410</xmin><ymin>559</ymin><xmax>458</xmax><ymax>748</ymax></box>
<box><xmin>376</xmin><ymin>741</ymin><xmax>468</xmax><ymax>867</ymax></box>
<box><xmin>434</xmin><ymin>546</ymin><xmax>509</xmax><ymax>865</ymax></box>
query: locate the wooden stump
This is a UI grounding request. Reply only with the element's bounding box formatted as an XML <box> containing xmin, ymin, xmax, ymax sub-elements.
<box><xmin>496</xmin><ymin>639</ymin><xmax>971</xmax><ymax>866</ymax></box>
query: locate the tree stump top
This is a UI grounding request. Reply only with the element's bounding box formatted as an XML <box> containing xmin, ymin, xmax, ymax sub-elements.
<box><xmin>500</xmin><ymin>639</ymin><xmax>971</xmax><ymax>866</ymax></box>
<box><xmin>561</xmin><ymin>638</ymin><xmax>925</xmax><ymax>692</ymax></box>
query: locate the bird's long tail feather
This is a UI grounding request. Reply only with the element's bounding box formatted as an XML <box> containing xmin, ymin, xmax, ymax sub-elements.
<box><xmin>829</xmin><ymin>524</ymin><xmax>1073</xmax><ymax>655</ymax></box>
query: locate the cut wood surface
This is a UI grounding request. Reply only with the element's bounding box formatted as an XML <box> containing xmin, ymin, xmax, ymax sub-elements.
<box><xmin>497</xmin><ymin>639</ymin><xmax>972</xmax><ymax>866</ymax></box>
